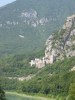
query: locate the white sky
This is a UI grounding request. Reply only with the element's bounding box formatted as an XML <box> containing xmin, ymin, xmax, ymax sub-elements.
<box><xmin>0</xmin><ymin>0</ymin><xmax>16</xmax><ymax>7</ymax></box>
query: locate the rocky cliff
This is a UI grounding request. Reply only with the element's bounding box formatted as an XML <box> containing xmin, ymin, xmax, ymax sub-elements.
<box><xmin>30</xmin><ymin>15</ymin><xmax>75</xmax><ymax>68</ymax></box>
<box><xmin>1</xmin><ymin>0</ymin><xmax>75</xmax><ymax>56</ymax></box>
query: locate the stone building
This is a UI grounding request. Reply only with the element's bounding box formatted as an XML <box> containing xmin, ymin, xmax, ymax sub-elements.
<box><xmin>30</xmin><ymin>49</ymin><xmax>56</xmax><ymax>68</ymax></box>
<box><xmin>30</xmin><ymin>14</ymin><xmax>75</xmax><ymax>68</ymax></box>
<box><xmin>30</xmin><ymin>58</ymin><xmax>45</xmax><ymax>68</ymax></box>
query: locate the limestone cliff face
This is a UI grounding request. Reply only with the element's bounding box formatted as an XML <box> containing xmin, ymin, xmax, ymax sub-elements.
<box><xmin>30</xmin><ymin>15</ymin><xmax>75</xmax><ymax>68</ymax></box>
<box><xmin>46</xmin><ymin>15</ymin><xmax>75</xmax><ymax>61</ymax></box>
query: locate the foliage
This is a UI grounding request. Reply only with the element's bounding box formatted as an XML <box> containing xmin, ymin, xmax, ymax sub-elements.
<box><xmin>21</xmin><ymin>56</ymin><xmax>75</xmax><ymax>98</ymax></box>
<box><xmin>0</xmin><ymin>86</ymin><xmax>6</xmax><ymax>100</ymax></box>
<box><xmin>0</xmin><ymin>0</ymin><xmax>75</xmax><ymax>56</ymax></box>
<box><xmin>0</xmin><ymin>77</ymin><xmax>21</xmax><ymax>90</ymax></box>
<box><xmin>1</xmin><ymin>55</ymin><xmax>75</xmax><ymax>99</ymax></box>
<box><xmin>0</xmin><ymin>52</ymin><xmax>44</xmax><ymax>77</ymax></box>
<box><xmin>68</xmin><ymin>83</ymin><xmax>75</xmax><ymax>100</ymax></box>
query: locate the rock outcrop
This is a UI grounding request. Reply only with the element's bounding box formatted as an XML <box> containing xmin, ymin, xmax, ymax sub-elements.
<box><xmin>30</xmin><ymin>15</ymin><xmax>75</xmax><ymax>68</ymax></box>
<box><xmin>70</xmin><ymin>66</ymin><xmax>75</xmax><ymax>72</ymax></box>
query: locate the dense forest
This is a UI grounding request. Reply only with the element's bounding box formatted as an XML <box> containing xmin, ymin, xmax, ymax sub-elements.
<box><xmin>0</xmin><ymin>56</ymin><xmax>75</xmax><ymax>99</ymax></box>
<box><xmin>20</xmin><ymin>57</ymin><xmax>75</xmax><ymax>99</ymax></box>
<box><xmin>0</xmin><ymin>49</ymin><xmax>44</xmax><ymax>77</ymax></box>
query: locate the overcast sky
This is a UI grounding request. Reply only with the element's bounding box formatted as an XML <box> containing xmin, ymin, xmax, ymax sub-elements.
<box><xmin>0</xmin><ymin>0</ymin><xmax>16</xmax><ymax>7</ymax></box>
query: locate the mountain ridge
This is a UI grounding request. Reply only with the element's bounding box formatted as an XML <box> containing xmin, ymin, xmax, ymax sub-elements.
<box><xmin>0</xmin><ymin>0</ymin><xmax>75</xmax><ymax>56</ymax></box>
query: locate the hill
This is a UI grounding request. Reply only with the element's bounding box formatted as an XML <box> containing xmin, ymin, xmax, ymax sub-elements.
<box><xmin>21</xmin><ymin>57</ymin><xmax>75</xmax><ymax>99</ymax></box>
<box><xmin>0</xmin><ymin>14</ymin><xmax>75</xmax><ymax>99</ymax></box>
<box><xmin>0</xmin><ymin>0</ymin><xmax>75</xmax><ymax>56</ymax></box>
<box><xmin>1</xmin><ymin>56</ymin><xmax>75</xmax><ymax>99</ymax></box>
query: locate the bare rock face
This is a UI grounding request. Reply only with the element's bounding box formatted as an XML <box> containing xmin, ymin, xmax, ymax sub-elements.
<box><xmin>21</xmin><ymin>9</ymin><xmax>49</xmax><ymax>27</ymax></box>
<box><xmin>70</xmin><ymin>66</ymin><xmax>75</xmax><ymax>72</ymax></box>
<box><xmin>30</xmin><ymin>15</ymin><xmax>75</xmax><ymax>68</ymax></box>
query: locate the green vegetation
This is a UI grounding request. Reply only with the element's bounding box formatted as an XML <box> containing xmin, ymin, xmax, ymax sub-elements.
<box><xmin>68</xmin><ymin>83</ymin><xmax>75</xmax><ymax>100</ymax></box>
<box><xmin>0</xmin><ymin>48</ymin><xmax>45</xmax><ymax>77</ymax></box>
<box><xmin>6</xmin><ymin>92</ymin><xmax>51</xmax><ymax>100</ymax></box>
<box><xmin>0</xmin><ymin>49</ymin><xmax>44</xmax><ymax>90</ymax></box>
<box><xmin>0</xmin><ymin>0</ymin><xmax>75</xmax><ymax>56</ymax></box>
<box><xmin>0</xmin><ymin>77</ymin><xmax>20</xmax><ymax>90</ymax></box>
<box><xmin>0</xmin><ymin>86</ymin><xmax>6</xmax><ymax>100</ymax></box>
<box><xmin>20</xmin><ymin>56</ymin><xmax>75</xmax><ymax>99</ymax></box>
<box><xmin>53</xmin><ymin>29</ymin><xmax>66</xmax><ymax>41</ymax></box>
<box><xmin>1</xmin><ymin>57</ymin><xmax>75</xmax><ymax>99</ymax></box>
<box><xmin>0</xmin><ymin>1</ymin><xmax>75</xmax><ymax>99</ymax></box>
<box><xmin>1</xmin><ymin>56</ymin><xmax>75</xmax><ymax>99</ymax></box>
<box><xmin>0</xmin><ymin>54</ymin><xmax>38</xmax><ymax>77</ymax></box>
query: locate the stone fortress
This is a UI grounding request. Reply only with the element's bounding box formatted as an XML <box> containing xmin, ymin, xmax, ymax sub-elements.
<box><xmin>30</xmin><ymin>15</ymin><xmax>75</xmax><ymax>68</ymax></box>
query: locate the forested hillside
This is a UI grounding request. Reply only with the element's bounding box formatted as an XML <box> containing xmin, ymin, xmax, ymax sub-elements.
<box><xmin>21</xmin><ymin>57</ymin><xmax>75</xmax><ymax>99</ymax></box>
<box><xmin>1</xmin><ymin>56</ymin><xmax>75</xmax><ymax>99</ymax></box>
<box><xmin>0</xmin><ymin>0</ymin><xmax>75</xmax><ymax>55</ymax></box>
<box><xmin>0</xmin><ymin>48</ymin><xmax>45</xmax><ymax>77</ymax></box>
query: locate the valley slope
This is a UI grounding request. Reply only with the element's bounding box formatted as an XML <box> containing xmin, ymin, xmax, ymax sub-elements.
<box><xmin>0</xmin><ymin>0</ymin><xmax>75</xmax><ymax>55</ymax></box>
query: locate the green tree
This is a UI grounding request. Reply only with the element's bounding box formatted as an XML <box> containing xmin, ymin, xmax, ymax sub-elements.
<box><xmin>0</xmin><ymin>86</ymin><xmax>6</xmax><ymax>100</ymax></box>
<box><xmin>68</xmin><ymin>83</ymin><xmax>75</xmax><ymax>100</ymax></box>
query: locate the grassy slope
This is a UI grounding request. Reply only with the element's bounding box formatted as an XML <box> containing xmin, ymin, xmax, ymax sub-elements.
<box><xmin>6</xmin><ymin>92</ymin><xmax>56</xmax><ymax>100</ymax></box>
